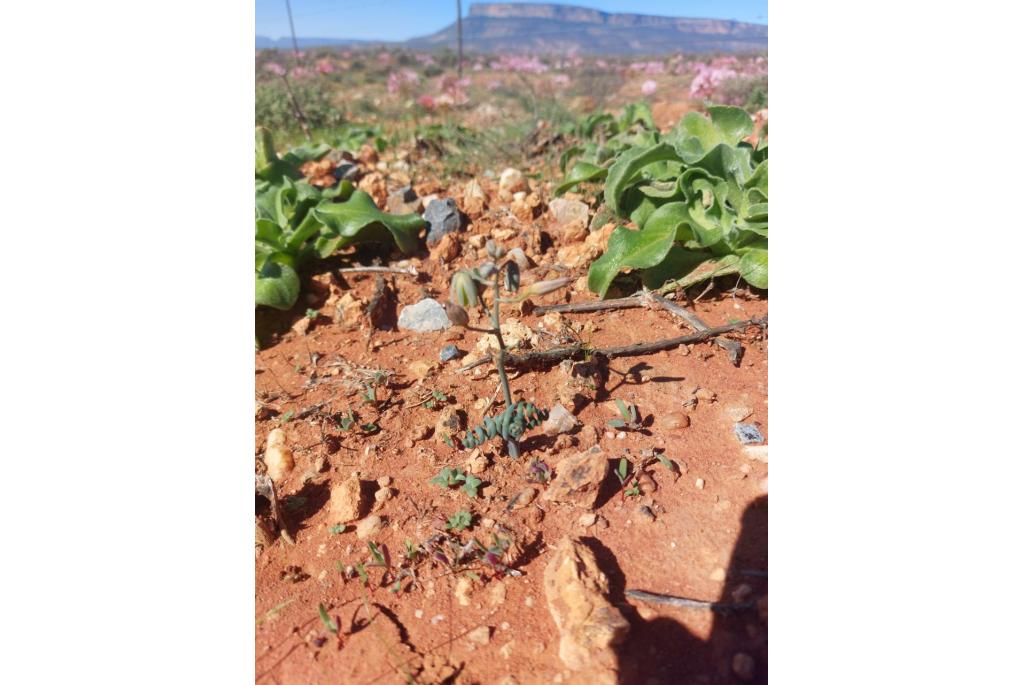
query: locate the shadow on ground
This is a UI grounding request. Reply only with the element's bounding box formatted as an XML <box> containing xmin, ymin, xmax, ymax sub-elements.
<box><xmin>583</xmin><ymin>495</ymin><xmax>767</xmax><ymax>684</ymax></box>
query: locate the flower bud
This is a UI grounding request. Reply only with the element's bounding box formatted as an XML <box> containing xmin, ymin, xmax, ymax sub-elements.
<box><xmin>449</xmin><ymin>269</ymin><xmax>479</xmax><ymax>307</ymax></box>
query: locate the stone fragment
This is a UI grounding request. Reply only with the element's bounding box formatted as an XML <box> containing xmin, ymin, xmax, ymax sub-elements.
<box><xmin>434</xmin><ymin>405</ymin><xmax>464</xmax><ymax>445</ymax></box>
<box><xmin>543</xmin><ymin>535</ymin><xmax>629</xmax><ymax>681</ymax></box>
<box><xmin>467</xmin><ymin>626</ymin><xmax>491</xmax><ymax>646</ymax></box>
<box><xmin>431</xmin><ymin>232</ymin><xmax>461</xmax><ymax>263</ymax></box>
<box><xmin>397</xmin><ymin>298</ymin><xmax>452</xmax><ymax>332</ymax></box>
<box><xmin>508</xmin><ymin>486</ymin><xmax>538</xmax><ymax>511</ymax></box>
<box><xmin>542</xmin><ymin>403</ymin><xmax>578</xmax><ymax>436</ymax></box>
<box><xmin>423</xmin><ymin>198</ymin><xmax>463</xmax><ymax>246</ymax></box>
<box><xmin>329</xmin><ymin>475</ymin><xmax>367</xmax><ymax>523</ymax></box>
<box><xmin>355</xmin><ymin>514</ymin><xmax>383</xmax><ymax>540</ymax></box>
<box><xmin>264</xmin><ymin>428</ymin><xmax>294</xmax><ymax>483</ymax></box>
<box><xmin>386</xmin><ymin>185</ymin><xmax>422</xmax><ymax>214</ymax></box>
<box><xmin>499</xmin><ymin>168</ymin><xmax>526</xmax><ymax>198</ymax></box>
<box><xmin>439</xmin><ymin>344</ymin><xmax>462</xmax><ymax>362</ymax></box>
<box><xmin>734</xmin><ymin>423</ymin><xmax>764</xmax><ymax>444</ymax></box>
<box><xmin>543</xmin><ymin>449</ymin><xmax>610</xmax><ymax>509</ymax></box>
<box><xmin>548</xmin><ymin>198</ymin><xmax>590</xmax><ymax>241</ymax></box>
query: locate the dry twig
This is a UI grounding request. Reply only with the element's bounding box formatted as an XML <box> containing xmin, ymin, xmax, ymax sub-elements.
<box><xmin>457</xmin><ymin>317</ymin><xmax>765</xmax><ymax>372</ymax></box>
<box><xmin>640</xmin><ymin>289</ymin><xmax>744</xmax><ymax>366</ymax></box>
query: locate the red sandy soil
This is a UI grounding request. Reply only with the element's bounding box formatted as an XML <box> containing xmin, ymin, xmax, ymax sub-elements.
<box><xmin>256</xmin><ymin>250</ymin><xmax>767</xmax><ymax>684</ymax></box>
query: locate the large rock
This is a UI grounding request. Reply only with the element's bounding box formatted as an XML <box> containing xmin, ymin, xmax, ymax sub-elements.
<box><xmin>398</xmin><ymin>298</ymin><xmax>452</xmax><ymax>332</ymax></box>
<box><xmin>423</xmin><ymin>198</ymin><xmax>464</xmax><ymax>246</ymax></box>
<box><xmin>329</xmin><ymin>475</ymin><xmax>367</xmax><ymax>523</ymax></box>
<box><xmin>543</xmin><ymin>448</ymin><xmax>610</xmax><ymax>509</ymax></box>
<box><xmin>543</xmin><ymin>535</ymin><xmax>629</xmax><ymax>682</ymax></box>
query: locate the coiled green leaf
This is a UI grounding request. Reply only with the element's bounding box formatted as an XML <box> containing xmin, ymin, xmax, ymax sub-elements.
<box><xmin>462</xmin><ymin>401</ymin><xmax>549</xmax><ymax>452</ymax></box>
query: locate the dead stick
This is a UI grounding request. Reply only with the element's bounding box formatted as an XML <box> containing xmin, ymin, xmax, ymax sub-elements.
<box><xmin>338</xmin><ymin>265</ymin><xmax>418</xmax><ymax>276</ymax></box>
<box><xmin>626</xmin><ymin>589</ymin><xmax>755</xmax><ymax>614</ymax></box>
<box><xmin>457</xmin><ymin>317</ymin><xmax>765</xmax><ymax>372</ymax></box>
<box><xmin>642</xmin><ymin>290</ymin><xmax>744</xmax><ymax>366</ymax></box>
<box><xmin>533</xmin><ymin>296</ymin><xmax>642</xmax><ymax>315</ymax></box>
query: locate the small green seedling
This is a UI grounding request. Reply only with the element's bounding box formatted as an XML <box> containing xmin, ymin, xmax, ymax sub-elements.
<box><xmin>424</xmin><ymin>389</ymin><xmax>448</xmax><ymax>410</ymax></box>
<box><xmin>430</xmin><ymin>467</ymin><xmax>482</xmax><ymax>498</ymax></box>
<box><xmin>337</xmin><ymin>411</ymin><xmax>356</xmax><ymax>431</ymax></box>
<box><xmin>306</xmin><ymin>308</ymin><xmax>318</xmax><ymax>319</ymax></box>
<box><xmin>278</xmin><ymin>409</ymin><xmax>295</xmax><ymax>424</ymax></box>
<box><xmin>656</xmin><ymin>453</ymin><xmax>680</xmax><ymax>477</ymax></box>
<box><xmin>445</xmin><ymin>510</ymin><xmax>473</xmax><ymax>531</ymax></box>
<box><xmin>318</xmin><ymin>603</ymin><xmax>339</xmax><ymax>635</ymax></box>
<box><xmin>329</xmin><ymin>524</ymin><xmax>346</xmax><ymax>534</ymax></box>
<box><xmin>608</xmin><ymin>399</ymin><xmax>642</xmax><ymax>430</ymax></box>
<box><xmin>614</xmin><ymin>458</ymin><xmax>641</xmax><ymax>499</ymax></box>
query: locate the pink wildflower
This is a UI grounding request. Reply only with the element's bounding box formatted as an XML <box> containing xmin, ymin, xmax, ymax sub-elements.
<box><xmin>641</xmin><ymin>79</ymin><xmax>657</xmax><ymax>96</ymax></box>
<box><xmin>263</xmin><ymin>62</ymin><xmax>286</xmax><ymax>76</ymax></box>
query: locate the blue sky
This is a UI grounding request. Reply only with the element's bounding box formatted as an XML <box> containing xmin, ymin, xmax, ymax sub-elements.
<box><xmin>255</xmin><ymin>0</ymin><xmax>767</xmax><ymax>41</ymax></box>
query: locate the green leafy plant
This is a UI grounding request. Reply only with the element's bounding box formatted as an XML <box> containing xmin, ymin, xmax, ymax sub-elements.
<box><xmin>445</xmin><ymin>510</ymin><xmax>473</xmax><ymax>531</ymax></box>
<box><xmin>558</xmin><ymin>105</ymin><xmax>768</xmax><ymax>297</ymax></box>
<box><xmin>430</xmin><ymin>467</ymin><xmax>482</xmax><ymax>498</ymax></box>
<box><xmin>613</xmin><ymin>458</ymin><xmax>641</xmax><ymax>499</ymax></box>
<box><xmin>608</xmin><ymin>399</ymin><xmax>642</xmax><ymax>431</ymax></box>
<box><xmin>255</xmin><ymin>127</ymin><xmax>426</xmax><ymax>311</ymax></box>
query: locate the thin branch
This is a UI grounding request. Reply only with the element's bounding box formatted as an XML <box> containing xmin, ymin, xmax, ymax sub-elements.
<box><xmin>338</xmin><ymin>265</ymin><xmax>419</xmax><ymax>276</ymax></box>
<box><xmin>626</xmin><ymin>589</ymin><xmax>755</xmax><ymax>614</ymax></box>
<box><xmin>532</xmin><ymin>296</ymin><xmax>643</xmax><ymax>315</ymax></box>
<box><xmin>641</xmin><ymin>289</ymin><xmax>744</xmax><ymax>366</ymax></box>
<box><xmin>457</xmin><ymin>317</ymin><xmax>765</xmax><ymax>372</ymax></box>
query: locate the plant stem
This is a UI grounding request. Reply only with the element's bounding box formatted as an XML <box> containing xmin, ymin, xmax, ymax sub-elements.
<box><xmin>490</xmin><ymin>266</ymin><xmax>519</xmax><ymax>458</ymax></box>
<box><xmin>277</xmin><ymin>73</ymin><xmax>311</xmax><ymax>142</ymax></box>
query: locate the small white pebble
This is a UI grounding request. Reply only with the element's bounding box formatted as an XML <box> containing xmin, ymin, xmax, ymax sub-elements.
<box><xmin>616</xmin><ymin>431</ymin><xmax>626</xmax><ymax>440</ymax></box>
<box><xmin>431</xmin><ymin>614</ymin><xmax>445</xmax><ymax>624</ymax></box>
<box><xmin>695</xmin><ymin>478</ymin><xmax>705</xmax><ymax>489</ymax></box>
<box><xmin>415</xmin><ymin>609</ymin><xmax>424</xmax><ymax>619</ymax></box>
<box><xmin>501</xmin><ymin>621</ymin><xmax>510</xmax><ymax>630</ymax></box>
<box><xmin>670</xmin><ymin>541</ymin><xmax>677</xmax><ymax>549</ymax></box>
<box><xmin>525</xmin><ymin>596</ymin><xmax>534</xmax><ymax>608</ymax></box>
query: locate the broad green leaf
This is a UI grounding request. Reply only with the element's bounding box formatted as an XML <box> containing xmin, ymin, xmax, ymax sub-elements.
<box><xmin>554</xmin><ymin>162</ymin><xmax>607</xmax><ymax>196</ymax></box>
<box><xmin>745</xmin><ymin>159</ymin><xmax>768</xmax><ymax>198</ymax></box>
<box><xmin>281</xmin><ymin>143</ymin><xmax>331</xmax><ymax>166</ymax></box>
<box><xmin>689</xmin><ymin>144</ymin><xmax>754</xmax><ymax>186</ymax></box>
<box><xmin>642</xmin><ymin>202</ymin><xmax>694</xmax><ymax>243</ymax></box>
<box><xmin>313</xmin><ymin>190</ymin><xmax>426</xmax><ymax>256</ymax></box>
<box><xmin>559</xmin><ymin>145</ymin><xmax>585</xmax><ymax>173</ymax></box>
<box><xmin>604</xmin><ymin>143</ymin><xmax>681</xmax><ymax>215</ymax></box>
<box><xmin>738</xmin><ymin>248</ymin><xmax>768</xmax><ymax>289</ymax></box>
<box><xmin>637</xmin><ymin>180</ymin><xmax>683</xmax><ymax>199</ymax></box>
<box><xmin>284</xmin><ymin>211</ymin><xmax>324</xmax><ymax>253</ymax></box>
<box><xmin>640</xmin><ymin>245</ymin><xmax>710</xmax><ymax>290</ymax></box>
<box><xmin>255</xmin><ymin>261</ymin><xmax>299</xmax><ymax>310</ymax></box>
<box><xmin>255</xmin><ymin>219</ymin><xmax>284</xmax><ymax>248</ymax></box>
<box><xmin>708</xmin><ymin>106</ymin><xmax>754</xmax><ymax>145</ymax></box>
<box><xmin>587</xmin><ymin>220</ymin><xmax>677</xmax><ymax>298</ymax></box>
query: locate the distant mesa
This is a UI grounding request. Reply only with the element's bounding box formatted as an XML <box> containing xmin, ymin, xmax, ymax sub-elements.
<box><xmin>256</xmin><ymin>2</ymin><xmax>767</xmax><ymax>55</ymax></box>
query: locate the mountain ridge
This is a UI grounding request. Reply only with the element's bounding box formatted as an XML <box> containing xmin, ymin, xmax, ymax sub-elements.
<box><xmin>256</xmin><ymin>2</ymin><xmax>767</xmax><ymax>55</ymax></box>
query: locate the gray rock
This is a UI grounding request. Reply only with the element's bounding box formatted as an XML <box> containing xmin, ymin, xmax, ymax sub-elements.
<box><xmin>397</xmin><ymin>298</ymin><xmax>452</xmax><ymax>332</ymax></box>
<box><xmin>439</xmin><ymin>344</ymin><xmax>463</xmax><ymax>362</ymax></box>
<box><xmin>423</xmin><ymin>198</ymin><xmax>464</xmax><ymax>246</ymax></box>
<box><xmin>734</xmin><ymin>423</ymin><xmax>764</xmax><ymax>445</ymax></box>
<box><xmin>332</xmin><ymin>163</ymin><xmax>359</xmax><ymax>181</ymax></box>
